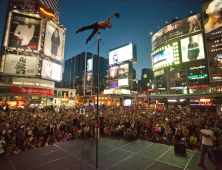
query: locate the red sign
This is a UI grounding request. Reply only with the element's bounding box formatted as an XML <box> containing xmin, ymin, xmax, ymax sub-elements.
<box><xmin>147</xmin><ymin>89</ymin><xmax>154</xmax><ymax>92</ymax></box>
<box><xmin>188</xmin><ymin>85</ymin><xmax>209</xmax><ymax>89</ymax></box>
<box><xmin>7</xmin><ymin>101</ymin><xmax>24</xmax><ymax>106</ymax></box>
<box><xmin>10</xmin><ymin>86</ymin><xmax>54</xmax><ymax>96</ymax></box>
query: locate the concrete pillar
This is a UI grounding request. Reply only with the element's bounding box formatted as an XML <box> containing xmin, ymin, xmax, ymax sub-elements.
<box><xmin>216</xmin><ymin>104</ymin><xmax>221</xmax><ymax>115</ymax></box>
<box><xmin>164</xmin><ymin>103</ymin><xmax>168</xmax><ymax>111</ymax></box>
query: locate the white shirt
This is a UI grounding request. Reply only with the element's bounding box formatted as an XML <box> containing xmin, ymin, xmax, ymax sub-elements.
<box><xmin>201</xmin><ymin>129</ymin><xmax>214</xmax><ymax>146</ymax></box>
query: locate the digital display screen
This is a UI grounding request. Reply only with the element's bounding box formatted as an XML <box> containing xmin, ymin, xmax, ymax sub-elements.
<box><xmin>109</xmin><ymin>44</ymin><xmax>133</xmax><ymax>65</ymax></box>
<box><xmin>180</xmin><ymin>34</ymin><xmax>205</xmax><ymax>62</ymax></box>
<box><xmin>41</xmin><ymin>60</ymin><xmax>62</xmax><ymax>81</ymax></box>
<box><xmin>87</xmin><ymin>58</ymin><xmax>93</xmax><ymax>72</ymax></box>
<box><xmin>118</xmin><ymin>78</ymin><xmax>128</xmax><ymax>86</ymax></box>
<box><xmin>124</xmin><ymin>99</ymin><xmax>131</xmax><ymax>106</ymax></box>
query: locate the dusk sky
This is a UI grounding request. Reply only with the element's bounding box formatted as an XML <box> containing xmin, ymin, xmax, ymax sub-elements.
<box><xmin>0</xmin><ymin>0</ymin><xmax>204</xmax><ymax>79</ymax></box>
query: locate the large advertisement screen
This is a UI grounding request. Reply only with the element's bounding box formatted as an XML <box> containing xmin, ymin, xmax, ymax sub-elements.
<box><xmin>87</xmin><ymin>58</ymin><xmax>93</xmax><ymax>72</ymax></box>
<box><xmin>180</xmin><ymin>34</ymin><xmax>205</xmax><ymax>62</ymax></box>
<box><xmin>44</xmin><ymin>21</ymin><xmax>65</xmax><ymax>61</ymax></box>
<box><xmin>109</xmin><ymin>44</ymin><xmax>133</xmax><ymax>65</ymax></box>
<box><xmin>109</xmin><ymin>67</ymin><xmax>118</xmax><ymax>88</ymax></box>
<box><xmin>119</xmin><ymin>63</ymin><xmax>129</xmax><ymax>79</ymax></box>
<box><xmin>202</xmin><ymin>0</ymin><xmax>222</xmax><ymax>81</ymax></box>
<box><xmin>154</xmin><ymin>69</ymin><xmax>164</xmax><ymax>78</ymax></box>
<box><xmin>3</xmin><ymin>55</ymin><xmax>37</xmax><ymax>76</ymax></box>
<box><xmin>8</xmin><ymin>12</ymin><xmax>41</xmax><ymax>51</ymax></box>
<box><xmin>151</xmin><ymin>13</ymin><xmax>202</xmax><ymax>50</ymax></box>
<box><xmin>41</xmin><ymin>60</ymin><xmax>62</xmax><ymax>81</ymax></box>
<box><xmin>152</xmin><ymin>41</ymin><xmax>179</xmax><ymax>70</ymax></box>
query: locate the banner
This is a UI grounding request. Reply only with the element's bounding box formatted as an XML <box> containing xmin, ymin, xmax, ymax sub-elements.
<box><xmin>10</xmin><ymin>86</ymin><xmax>54</xmax><ymax>96</ymax></box>
<box><xmin>151</xmin><ymin>13</ymin><xmax>202</xmax><ymax>50</ymax></box>
<box><xmin>109</xmin><ymin>66</ymin><xmax>118</xmax><ymax>88</ymax></box>
<box><xmin>44</xmin><ymin>21</ymin><xmax>65</xmax><ymax>61</ymax></box>
<box><xmin>86</xmin><ymin>73</ymin><xmax>92</xmax><ymax>91</ymax></box>
<box><xmin>3</xmin><ymin>55</ymin><xmax>37</xmax><ymax>76</ymax></box>
<box><xmin>202</xmin><ymin>0</ymin><xmax>222</xmax><ymax>82</ymax></box>
<box><xmin>8</xmin><ymin>12</ymin><xmax>41</xmax><ymax>51</ymax></box>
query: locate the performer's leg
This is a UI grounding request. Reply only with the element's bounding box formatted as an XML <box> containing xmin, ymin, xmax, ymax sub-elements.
<box><xmin>86</xmin><ymin>28</ymin><xmax>98</xmax><ymax>44</ymax></box>
<box><xmin>76</xmin><ymin>23</ymin><xmax>98</xmax><ymax>34</ymax></box>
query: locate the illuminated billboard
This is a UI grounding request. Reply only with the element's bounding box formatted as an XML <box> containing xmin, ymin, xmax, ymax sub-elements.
<box><xmin>119</xmin><ymin>63</ymin><xmax>129</xmax><ymax>79</ymax></box>
<box><xmin>109</xmin><ymin>67</ymin><xmax>118</xmax><ymax>88</ymax></box>
<box><xmin>87</xmin><ymin>58</ymin><xmax>93</xmax><ymax>72</ymax></box>
<box><xmin>151</xmin><ymin>41</ymin><xmax>180</xmax><ymax>70</ymax></box>
<box><xmin>7</xmin><ymin>12</ymin><xmax>41</xmax><ymax>51</ymax></box>
<box><xmin>151</xmin><ymin>13</ymin><xmax>202</xmax><ymax>50</ymax></box>
<box><xmin>109</xmin><ymin>43</ymin><xmax>134</xmax><ymax>65</ymax></box>
<box><xmin>44</xmin><ymin>21</ymin><xmax>65</xmax><ymax>61</ymax></box>
<box><xmin>3</xmin><ymin>55</ymin><xmax>38</xmax><ymax>76</ymax></box>
<box><xmin>41</xmin><ymin>60</ymin><xmax>62</xmax><ymax>81</ymax></box>
<box><xmin>124</xmin><ymin>99</ymin><xmax>131</xmax><ymax>106</ymax></box>
<box><xmin>180</xmin><ymin>34</ymin><xmax>205</xmax><ymax>62</ymax></box>
<box><xmin>118</xmin><ymin>78</ymin><xmax>128</xmax><ymax>86</ymax></box>
<box><xmin>202</xmin><ymin>0</ymin><xmax>222</xmax><ymax>82</ymax></box>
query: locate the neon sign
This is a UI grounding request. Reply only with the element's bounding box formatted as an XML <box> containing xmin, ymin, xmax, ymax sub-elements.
<box><xmin>40</xmin><ymin>8</ymin><xmax>54</xmax><ymax>17</ymax></box>
<box><xmin>188</xmin><ymin>85</ymin><xmax>209</xmax><ymax>88</ymax></box>
<box><xmin>188</xmin><ymin>74</ymin><xmax>208</xmax><ymax>79</ymax></box>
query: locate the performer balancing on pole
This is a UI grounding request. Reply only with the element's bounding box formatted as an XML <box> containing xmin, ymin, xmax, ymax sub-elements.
<box><xmin>76</xmin><ymin>13</ymin><xmax>119</xmax><ymax>44</ymax></box>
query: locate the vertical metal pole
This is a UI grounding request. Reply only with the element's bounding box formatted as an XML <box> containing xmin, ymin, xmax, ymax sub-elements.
<box><xmin>96</xmin><ymin>31</ymin><xmax>100</xmax><ymax>170</ymax></box>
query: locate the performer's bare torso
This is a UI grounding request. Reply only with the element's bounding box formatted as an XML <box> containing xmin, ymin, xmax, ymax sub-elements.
<box><xmin>98</xmin><ymin>21</ymin><xmax>109</xmax><ymax>30</ymax></box>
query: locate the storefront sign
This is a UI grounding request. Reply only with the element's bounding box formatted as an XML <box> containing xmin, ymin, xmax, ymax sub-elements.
<box><xmin>12</xmin><ymin>78</ymin><xmax>54</xmax><ymax>88</ymax></box>
<box><xmin>7</xmin><ymin>101</ymin><xmax>24</xmax><ymax>106</ymax></box>
<box><xmin>158</xmin><ymin>88</ymin><xmax>166</xmax><ymax>90</ymax></box>
<box><xmin>154</xmin><ymin>69</ymin><xmax>164</xmax><ymax>78</ymax></box>
<box><xmin>170</xmin><ymin>86</ymin><xmax>187</xmax><ymax>90</ymax></box>
<box><xmin>170</xmin><ymin>78</ymin><xmax>184</xmax><ymax>82</ymax></box>
<box><xmin>190</xmin><ymin>65</ymin><xmax>205</xmax><ymax>70</ymax></box>
<box><xmin>188</xmin><ymin>85</ymin><xmax>209</xmax><ymax>88</ymax></box>
<box><xmin>188</xmin><ymin>74</ymin><xmax>208</xmax><ymax>79</ymax></box>
<box><xmin>10</xmin><ymin>86</ymin><xmax>54</xmax><ymax>96</ymax></box>
<box><xmin>104</xmin><ymin>89</ymin><xmax>130</xmax><ymax>95</ymax></box>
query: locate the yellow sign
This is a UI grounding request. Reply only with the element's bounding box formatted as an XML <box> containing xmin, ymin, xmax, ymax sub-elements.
<box><xmin>143</xmin><ymin>74</ymin><xmax>147</xmax><ymax>78</ymax></box>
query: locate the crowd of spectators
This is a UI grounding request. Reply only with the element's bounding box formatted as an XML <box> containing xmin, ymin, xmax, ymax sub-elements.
<box><xmin>0</xmin><ymin>106</ymin><xmax>222</xmax><ymax>157</ymax></box>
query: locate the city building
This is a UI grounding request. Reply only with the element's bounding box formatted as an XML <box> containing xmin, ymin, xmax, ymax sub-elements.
<box><xmin>0</xmin><ymin>0</ymin><xmax>74</xmax><ymax>108</ymax></box>
<box><xmin>144</xmin><ymin>2</ymin><xmax>222</xmax><ymax>114</ymax></box>
<box><xmin>39</xmin><ymin>0</ymin><xmax>59</xmax><ymax>12</ymax></box>
<box><xmin>63</xmin><ymin>52</ymin><xmax>109</xmax><ymax>96</ymax></box>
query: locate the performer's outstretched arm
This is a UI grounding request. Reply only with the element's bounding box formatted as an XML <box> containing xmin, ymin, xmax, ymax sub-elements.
<box><xmin>107</xmin><ymin>13</ymin><xmax>119</xmax><ymax>24</ymax></box>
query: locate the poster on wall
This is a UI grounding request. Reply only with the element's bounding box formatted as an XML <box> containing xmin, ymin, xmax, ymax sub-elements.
<box><xmin>180</xmin><ymin>34</ymin><xmax>205</xmax><ymax>62</ymax></box>
<box><xmin>202</xmin><ymin>0</ymin><xmax>222</xmax><ymax>81</ymax></box>
<box><xmin>44</xmin><ymin>21</ymin><xmax>65</xmax><ymax>61</ymax></box>
<box><xmin>7</xmin><ymin>12</ymin><xmax>41</xmax><ymax>51</ymax></box>
<box><xmin>87</xmin><ymin>58</ymin><xmax>93</xmax><ymax>72</ymax></box>
<box><xmin>151</xmin><ymin>13</ymin><xmax>202</xmax><ymax>50</ymax></box>
<box><xmin>109</xmin><ymin>44</ymin><xmax>133</xmax><ymax>65</ymax></box>
<box><xmin>69</xmin><ymin>90</ymin><xmax>75</xmax><ymax>98</ymax></box>
<box><xmin>3</xmin><ymin>55</ymin><xmax>37</xmax><ymax>76</ymax></box>
<box><xmin>118</xmin><ymin>78</ymin><xmax>128</xmax><ymax>86</ymax></box>
<box><xmin>41</xmin><ymin>60</ymin><xmax>62</xmax><ymax>81</ymax></box>
<box><xmin>119</xmin><ymin>63</ymin><xmax>129</xmax><ymax>79</ymax></box>
<box><xmin>109</xmin><ymin>66</ymin><xmax>118</xmax><ymax>88</ymax></box>
<box><xmin>62</xmin><ymin>91</ymin><xmax>68</xmax><ymax>101</ymax></box>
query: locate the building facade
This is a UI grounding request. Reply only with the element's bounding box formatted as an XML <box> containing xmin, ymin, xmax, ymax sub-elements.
<box><xmin>148</xmin><ymin>2</ymin><xmax>222</xmax><ymax>113</ymax></box>
<box><xmin>0</xmin><ymin>1</ymin><xmax>71</xmax><ymax>108</ymax></box>
<box><xmin>63</xmin><ymin>52</ymin><xmax>109</xmax><ymax>96</ymax></box>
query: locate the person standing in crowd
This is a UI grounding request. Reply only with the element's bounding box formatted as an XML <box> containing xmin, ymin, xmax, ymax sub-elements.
<box><xmin>17</xmin><ymin>126</ymin><xmax>26</xmax><ymax>148</ymax></box>
<box><xmin>95</xmin><ymin>119</ymin><xmax>101</xmax><ymax>139</ymax></box>
<box><xmin>196</xmin><ymin>124</ymin><xmax>218</xmax><ymax>169</ymax></box>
